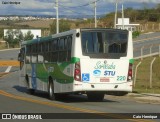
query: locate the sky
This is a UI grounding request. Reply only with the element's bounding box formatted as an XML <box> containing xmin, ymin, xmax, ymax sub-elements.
<box><xmin>0</xmin><ymin>0</ymin><xmax>159</xmax><ymax>16</ymax></box>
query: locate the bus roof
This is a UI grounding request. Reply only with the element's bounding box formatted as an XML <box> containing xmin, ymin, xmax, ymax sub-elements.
<box><xmin>21</xmin><ymin>28</ymin><xmax>128</xmax><ymax>46</ymax></box>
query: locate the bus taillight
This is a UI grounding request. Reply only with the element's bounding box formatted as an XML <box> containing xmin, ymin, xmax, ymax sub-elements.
<box><xmin>74</xmin><ymin>62</ymin><xmax>81</xmax><ymax>81</ymax></box>
<box><xmin>127</xmin><ymin>63</ymin><xmax>132</xmax><ymax>81</ymax></box>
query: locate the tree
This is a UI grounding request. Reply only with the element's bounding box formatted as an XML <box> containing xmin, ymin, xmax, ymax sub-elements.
<box><xmin>24</xmin><ymin>31</ymin><xmax>34</xmax><ymax>41</ymax></box>
<box><xmin>14</xmin><ymin>29</ymin><xmax>24</xmax><ymax>45</ymax></box>
<box><xmin>50</xmin><ymin>20</ymin><xmax>71</xmax><ymax>34</ymax></box>
<box><xmin>0</xmin><ymin>28</ymin><xmax>4</xmax><ymax>39</ymax></box>
<box><xmin>4</xmin><ymin>29</ymin><xmax>34</xmax><ymax>48</ymax></box>
<box><xmin>156</xmin><ymin>4</ymin><xmax>160</xmax><ymax>12</ymax></box>
<box><xmin>4</xmin><ymin>29</ymin><xmax>15</xmax><ymax>48</ymax></box>
<box><xmin>125</xmin><ymin>8</ymin><xmax>138</xmax><ymax>22</ymax></box>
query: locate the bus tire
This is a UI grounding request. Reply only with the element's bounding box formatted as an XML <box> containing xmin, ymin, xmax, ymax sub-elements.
<box><xmin>87</xmin><ymin>92</ymin><xmax>105</xmax><ymax>101</ymax></box>
<box><xmin>48</xmin><ymin>79</ymin><xmax>57</xmax><ymax>100</ymax></box>
<box><xmin>115</xmin><ymin>91</ymin><xmax>128</xmax><ymax>96</ymax></box>
<box><xmin>28</xmin><ymin>89</ymin><xmax>35</xmax><ymax>95</ymax></box>
<box><xmin>25</xmin><ymin>75</ymin><xmax>35</xmax><ymax>95</ymax></box>
<box><xmin>106</xmin><ymin>91</ymin><xmax>128</xmax><ymax>96</ymax></box>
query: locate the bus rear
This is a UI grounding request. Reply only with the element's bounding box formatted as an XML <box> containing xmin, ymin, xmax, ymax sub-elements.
<box><xmin>73</xmin><ymin>28</ymin><xmax>133</xmax><ymax>100</ymax></box>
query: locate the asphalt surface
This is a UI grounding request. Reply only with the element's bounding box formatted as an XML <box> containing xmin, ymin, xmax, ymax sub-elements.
<box><xmin>133</xmin><ymin>32</ymin><xmax>160</xmax><ymax>41</ymax></box>
<box><xmin>0</xmin><ymin>33</ymin><xmax>160</xmax><ymax>122</ymax></box>
<box><xmin>0</xmin><ymin>48</ymin><xmax>19</xmax><ymax>60</ymax></box>
<box><xmin>0</xmin><ymin>48</ymin><xmax>19</xmax><ymax>73</ymax></box>
<box><xmin>133</xmin><ymin>32</ymin><xmax>160</xmax><ymax>58</ymax></box>
<box><xmin>0</xmin><ymin>72</ymin><xmax>160</xmax><ymax>121</ymax></box>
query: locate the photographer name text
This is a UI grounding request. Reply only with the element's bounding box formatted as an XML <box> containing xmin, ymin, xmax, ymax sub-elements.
<box><xmin>2</xmin><ymin>1</ymin><xmax>21</xmax><ymax>5</ymax></box>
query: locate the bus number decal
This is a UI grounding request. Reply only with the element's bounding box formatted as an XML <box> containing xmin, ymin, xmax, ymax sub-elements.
<box><xmin>117</xmin><ymin>76</ymin><xmax>126</xmax><ymax>81</ymax></box>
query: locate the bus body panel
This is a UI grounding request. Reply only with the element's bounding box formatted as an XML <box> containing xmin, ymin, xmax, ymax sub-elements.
<box><xmin>18</xmin><ymin>28</ymin><xmax>133</xmax><ymax>96</ymax></box>
<box><xmin>72</xmin><ymin>58</ymin><xmax>132</xmax><ymax>92</ymax></box>
<box><xmin>80</xmin><ymin>58</ymin><xmax>129</xmax><ymax>83</ymax></box>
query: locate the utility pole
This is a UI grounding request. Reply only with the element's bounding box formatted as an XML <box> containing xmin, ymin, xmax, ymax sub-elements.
<box><xmin>122</xmin><ymin>2</ymin><xmax>124</xmax><ymax>29</ymax></box>
<box><xmin>56</xmin><ymin>0</ymin><xmax>59</xmax><ymax>34</ymax></box>
<box><xmin>114</xmin><ymin>0</ymin><xmax>118</xmax><ymax>29</ymax></box>
<box><xmin>94</xmin><ymin>0</ymin><xmax>97</xmax><ymax>28</ymax></box>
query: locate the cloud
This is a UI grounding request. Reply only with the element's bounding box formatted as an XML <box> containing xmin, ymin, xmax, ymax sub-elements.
<box><xmin>0</xmin><ymin>0</ymin><xmax>159</xmax><ymax>15</ymax></box>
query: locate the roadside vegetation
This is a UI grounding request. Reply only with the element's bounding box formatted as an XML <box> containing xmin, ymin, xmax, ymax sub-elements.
<box><xmin>133</xmin><ymin>56</ymin><xmax>160</xmax><ymax>94</ymax></box>
<box><xmin>3</xmin><ymin>29</ymin><xmax>34</xmax><ymax>48</ymax></box>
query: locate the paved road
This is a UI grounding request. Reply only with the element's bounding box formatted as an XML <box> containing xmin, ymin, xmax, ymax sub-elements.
<box><xmin>133</xmin><ymin>32</ymin><xmax>160</xmax><ymax>41</ymax></box>
<box><xmin>0</xmin><ymin>71</ymin><xmax>160</xmax><ymax>121</ymax></box>
<box><xmin>0</xmin><ymin>48</ymin><xmax>19</xmax><ymax>60</ymax></box>
<box><xmin>0</xmin><ymin>48</ymin><xmax>19</xmax><ymax>73</ymax></box>
<box><xmin>0</xmin><ymin>40</ymin><xmax>160</xmax><ymax>121</ymax></box>
<box><xmin>133</xmin><ymin>32</ymin><xmax>160</xmax><ymax>58</ymax></box>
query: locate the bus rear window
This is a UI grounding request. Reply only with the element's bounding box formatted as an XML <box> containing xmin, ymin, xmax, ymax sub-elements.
<box><xmin>81</xmin><ymin>30</ymin><xmax>128</xmax><ymax>58</ymax></box>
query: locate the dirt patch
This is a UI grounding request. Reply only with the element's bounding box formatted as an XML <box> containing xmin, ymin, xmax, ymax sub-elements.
<box><xmin>0</xmin><ymin>73</ymin><xmax>9</xmax><ymax>78</ymax></box>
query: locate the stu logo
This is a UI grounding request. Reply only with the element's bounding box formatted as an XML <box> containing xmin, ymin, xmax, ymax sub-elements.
<box><xmin>104</xmin><ymin>71</ymin><xmax>115</xmax><ymax>76</ymax></box>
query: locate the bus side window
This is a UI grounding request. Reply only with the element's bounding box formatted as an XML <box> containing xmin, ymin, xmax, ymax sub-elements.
<box><xmin>38</xmin><ymin>43</ymin><xmax>44</xmax><ymax>62</ymax></box>
<box><xmin>63</xmin><ymin>37</ymin><xmax>68</xmax><ymax>61</ymax></box>
<box><xmin>64</xmin><ymin>38</ymin><xmax>67</xmax><ymax>50</ymax></box>
<box><xmin>67</xmin><ymin>36</ymin><xmax>72</xmax><ymax>61</ymax></box>
<box><xmin>26</xmin><ymin>45</ymin><xmax>31</xmax><ymax>63</ymax></box>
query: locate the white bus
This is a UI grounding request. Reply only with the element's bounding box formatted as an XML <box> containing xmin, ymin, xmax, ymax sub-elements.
<box><xmin>19</xmin><ymin>28</ymin><xmax>133</xmax><ymax>101</ymax></box>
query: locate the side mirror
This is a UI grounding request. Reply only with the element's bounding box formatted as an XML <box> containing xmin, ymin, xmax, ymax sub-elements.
<box><xmin>18</xmin><ymin>53</ymin><xmax>24</xmax><ymax>62</ymax></box>
<box><xmin>76</xmin><ymin>32</ymin><xmax>80</xmax><ymax>37</ymax></box>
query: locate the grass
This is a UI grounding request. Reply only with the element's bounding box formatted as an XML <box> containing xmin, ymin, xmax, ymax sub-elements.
<box><xmin>0</xmin><ymin>42</ymin><xmax>7</xmax><ymax>50</ymax></box>
<box><xmin>15</xmin><ymin>20</ymin><xmax>54</xmax><ymax>28</ymax></box>
<box><xmin>133</xmin><ymin>56</ymin><xmax>160</xmax><ymax>94</ymax></box>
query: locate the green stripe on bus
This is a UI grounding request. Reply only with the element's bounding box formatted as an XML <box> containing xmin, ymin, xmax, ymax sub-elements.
<box><xmin>59</xmin><ymin>62</ymin><xmax>71</xmax><ymax>71</ymax></box>
<box><xmin>71</xmin><ymin>57</ymin><xmax>80</xmax><ymax>63</ymax></box>
<box><xmin>36</xmin><ymin>63</ymin><xmax>74</xmax><ymax>84</ymax></box>
<box><xmin>129</xmin><ymin>59</ymin><xmax>134</xmax><ymax>64</ymax></box>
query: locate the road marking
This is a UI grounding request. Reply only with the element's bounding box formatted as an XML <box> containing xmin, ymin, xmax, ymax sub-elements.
<box><xmin>0</xmin><ymin>60</ymin><xmax>19</xmax><ymax>66</ymax></box>
<box><xmin>5</xmin><ymin>66</ymin><xmax>12</xmax><ymax>73</ymax></box>
<box><xmin>0</xmin><ymin>90</ymin><xmax>154</xmax><ymax>122</ymax></box>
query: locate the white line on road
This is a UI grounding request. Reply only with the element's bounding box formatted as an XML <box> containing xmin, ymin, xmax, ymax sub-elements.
<box><xmin>5</xmin><ymin>66</ymin><xmax>12</xmax><ymax>73</ymax></box>
<box><xmin>0</xmin><ymin>48</ymin><xmax>20</xmax><ymax>52</ymax></box>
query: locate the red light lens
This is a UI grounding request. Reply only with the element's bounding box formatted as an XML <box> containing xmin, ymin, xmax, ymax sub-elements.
<box><xmin>74</xmin><ymin>62</ymin><xmax>81</xmax><ymax>81</ymax></box>
<box><xmin>129</xmin><ymin>70</ymin><xmax>132</xmax><ymax>76</ymax></box>
<box><xmin>127</xmin><ymin>63</ymin><xmax>132</xmax><ymax>81</ymax></box>
<box><xmin>75</xmin><ymin>69</ymin><xmax>80</xmax><ymax>74</ymax></box>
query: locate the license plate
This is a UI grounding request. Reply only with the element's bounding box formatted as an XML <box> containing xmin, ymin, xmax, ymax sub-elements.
<box><xmin>100</xmin><ymin>78</ymin><xmax>110</xmax><ymax>82</ymax></box>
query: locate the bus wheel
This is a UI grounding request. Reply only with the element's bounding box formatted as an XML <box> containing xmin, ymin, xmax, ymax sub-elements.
<box><xmin>25</xmin><ymin>75</ymin><xmax>35</xmax><ymax>95</ymax></box>
<box><xmin>28</xmin><ymin>89</ymin><xmax>35</xmax><ymax>95</ymax></box>
<box><xmin>87</xmin><ymin>92</ymin><xmax>105</xmax><ymax>101</ymax></box>
<box><xmin>48</xmin><ymin>80</ymin><xmax>57</xmax><ymax>100</ymax></box>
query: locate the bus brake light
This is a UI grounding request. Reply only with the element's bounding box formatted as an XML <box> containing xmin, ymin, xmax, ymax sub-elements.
<box><xmin>127</xmin><ymin>63</ymin><xmax>132</xmax><ymax>81</ymax></box>
<box><xmin>74</xmin><ymin>62</ymin><xmax>81</xmax><ymax>81</ymax></box>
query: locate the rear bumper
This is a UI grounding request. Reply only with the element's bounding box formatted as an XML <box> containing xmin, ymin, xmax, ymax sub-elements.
<box><xmin>73</xmin><ymin>81</ymin><xmax>133</xmax><ymax>92</ymax></box>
